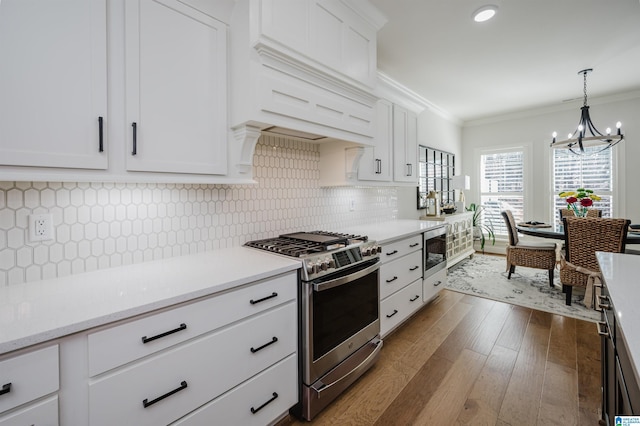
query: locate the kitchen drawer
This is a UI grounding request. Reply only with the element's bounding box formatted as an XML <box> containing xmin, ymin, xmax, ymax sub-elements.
<box><xmin>379</xmin><ymin>250</ymin><xmax>422</xmax><ymax>299</ymax></box>
<box><xmin>380</xmin><ymin>279</ymin><xmax>423</xmax><ymax>338</ymax></box>
<box><xmin>88</xmin><ymin>272</ymin><xmax>296</xmax><ymax>376</ymax></box>
<box><xmin>171</xmin><ymin>354</ymin><xmax>297</xmax><ymax>426</ymax></box>
<box><xmin>380</xmin><ymin>235</ymin><xmax>422</xmax><ymax>264</ymax></box>
<box><xmin>0</xmin><ymin>396</ymin><xmax>58</xmax><ymax>426</ymax></box>
<box><xmin>0</xmin><ymin>345</ymin><xmax>58</xmax><ymax>414</ymax></box>
<box><xmin>423</xmin><ymin>268</ymin><xmax>446</xmax><ymax>303</ymax></box>
<box><xmin>88</xmin><ymin>302</ymin><xmax>296</xmax><ymax>426</ymax></box>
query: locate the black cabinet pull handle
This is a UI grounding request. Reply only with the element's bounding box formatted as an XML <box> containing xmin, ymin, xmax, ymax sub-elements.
<box><xmin>375</xmin><ymin>158</ymin><xmax>382</xmax><ymax>174</ymax></box>
<box><xmin>385</xmin><ymin>276</ymin><xmax>398</xmax><ymax>283</ymax></box>
<box><xmin>409</xmin><ymin>243</ymin><xmax>419</xmax><ymax>248</ymax></box>
<box><xmin>434</xmin><ymin>280</ymin><xmax>442</xmax><ymax>287</ymax></box>
<box><xmin>386</xmin><ymin>309</ymin><xmax>398</xmax><ymax>318</ymax></box>
<box><xmin>250</xmin><ymin>337</ymin><xmax>278</xmax><ymax>353</ymax></box>
<box><xmin>250</xmin><ymin>292</ymin><xmax>277</xmax><ymax>305</ymax></box>
<box><xmin>0</xmin><ymin>383</ymin><xmax>11</xmax><ymax>396</ymax></box>
<box><xmin>386</xmin><ymin>250</ymin><xmax>398</xmax><ymax>256</ymax></box>
<box><xmin>250</xmin><ymin>392</ymin><xmax>278</xmax><ymax>414</ymax></box>
<box><xmin>410</xmin><ymin>295</ymin><xmax>420</xmax><ymax>302</ymax></box>
<box><xmin>409</xmin><ymin>266</ymin><xmax>419</xmax><ymax>271</ymax></box>
<box><xmin>406</xmin><ymin>163</ymin><xmax>412</xmax><ymax>176</ymax></box>
<box><xmin>98</xmin><ymin>116</ymin><xmax>104</xmax><ymax>152</ymax></box>
<box><xmin>142</xmin><ymin>381</ymin><xmax>187</xmax><ymax>408</ymax></box>
<box><xmin>132</xmin><ymin>122</ymin><xmax>137</xmax><ymax>155</ymax></box>
<box><xmin>141</xmin><ymin>323</ymin><xmax>187</xmax><ymax>344</ymax></box>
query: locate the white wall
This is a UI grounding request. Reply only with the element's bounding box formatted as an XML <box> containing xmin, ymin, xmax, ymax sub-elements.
<box><xmin>397</xmin><ymin>107</ymin><xmax>462</xmax><ymax>219</ymax></box>
<box><xmin>460</xmin><ymin>93</ymin><xmax>640</xmax><ymax>224</ymax></box>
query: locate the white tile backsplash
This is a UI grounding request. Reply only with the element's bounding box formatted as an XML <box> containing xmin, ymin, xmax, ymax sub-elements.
<box><xmin>0</xmin><ymin>135</ymin><xmax>398</xmax><ymax>285</ymax></box>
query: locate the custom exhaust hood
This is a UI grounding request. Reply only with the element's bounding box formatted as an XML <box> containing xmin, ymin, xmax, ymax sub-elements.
<box><xmin>228</xmin><ymin>0</ymin><xmax>386</xmax><ymax>177</ymax></box>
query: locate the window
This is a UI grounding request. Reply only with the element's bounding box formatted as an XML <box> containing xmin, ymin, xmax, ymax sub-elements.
<box><xmin>553</xmin><ymin>146</ymin><xmax>613</xmax><ymax>221</ymax></box>
<box><xmin>480</xmin><ymin>149</ymin><xmax>525</xmax><ymax>235</ymax></box>
<box><xmin>417</xmin><ymin>146</ymin><xmax>455</xmax><ymax>209</ymax></box>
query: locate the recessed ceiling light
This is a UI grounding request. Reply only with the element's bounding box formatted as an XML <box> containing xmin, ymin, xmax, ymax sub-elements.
<box><xmin>473</xmin><ymin>5</ymin><xmax>498</xmax><ymax>23</ymax></box>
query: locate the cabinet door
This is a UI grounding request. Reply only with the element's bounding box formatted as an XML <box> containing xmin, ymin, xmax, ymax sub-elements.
<box><xmin>0</xmin><ymin>0</ymin><xmax>107</xmax><ymax>170</ymax></box>
<box><xmin>392</xmin><ymin>104</ymin><xmax>418</xmax><ymax>183</ymax></box>
<box><xmin>359</xmin><ymin>99</ymin><xmax>392</xmax><ymax>181</ymax></box>
<box><xmin>125</xmin><ymin>0</ymin><xmax>227</xmax><ymax>175</ymax></box>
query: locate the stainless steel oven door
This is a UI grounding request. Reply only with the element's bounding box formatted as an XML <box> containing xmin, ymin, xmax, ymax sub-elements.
<box><xmin>301</xmin><ymin>258</ymin><xmax>380</xmax><ymax>385</ymax></box>
<box><xmin>424</xmin><ymin>226</ymin><xmax>447</xmax><ymax>276</ymax></box>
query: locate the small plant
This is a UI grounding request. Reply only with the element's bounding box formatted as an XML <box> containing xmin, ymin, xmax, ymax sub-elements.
<box><xmin>466</xmin><ymin>203</ymin><xmax>496</xmax><ymax>250</ymax></box>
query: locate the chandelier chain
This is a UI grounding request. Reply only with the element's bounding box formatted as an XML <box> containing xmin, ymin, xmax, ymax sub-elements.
<box><xmin>583</xmin><ymin>70</ymin><xmax>588</xmax><ymax>107</ymax></box>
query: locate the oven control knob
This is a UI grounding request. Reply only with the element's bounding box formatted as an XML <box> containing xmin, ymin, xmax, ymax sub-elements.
<box><xmin>320</xmin><ymin>260</ymin><xmax>328</xmax><ymax>271</ymax></box>
<box><xmin>306</xmin><ymin>261</ymin><xmax>315</xmax><ymax>275</ymax></box>
<box><xmin>328</xmin><ymin>258</ymin><xmax>336</xmax><ymax>269</ymax></box>
<box><xmin>376</xmin><ymin>245</ymin><xmax>382</xmax><ymax>254</ymax></box>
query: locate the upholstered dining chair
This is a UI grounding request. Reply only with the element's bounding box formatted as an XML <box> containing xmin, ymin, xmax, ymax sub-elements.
<box><xmin>559</xmin><ymin>208</ymin><xmax>602</xmax><ymax>218</ymax></box>
<box><xmin>560</xmin><ymin>217</ymin><xmax>629</xmax><ymax>307</ymax></box>
<box><xmin>501</xmin><ymin>210</ymin><xmax>557</xmax><ymax>287</ymax></box>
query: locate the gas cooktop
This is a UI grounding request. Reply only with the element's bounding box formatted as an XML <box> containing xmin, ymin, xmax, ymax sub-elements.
<box><xmin>244</xmin><ymin>231</ymin><xmax>368</xmax><ymax>257</ymax></box>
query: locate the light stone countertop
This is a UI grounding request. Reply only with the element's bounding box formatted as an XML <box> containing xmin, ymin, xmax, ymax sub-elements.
<box><xmin>0</xmin><ymin>247</ymin><xmax>300</xmax><ymax>355</ymax></box>
<box><xmin>341</xmin><ymin>219</ymin><xmax>446</xmax><ymax>245</ymax></box>
<box><xmin>596</xmin><ymin>252</ymin><xmax>640</xmax><ymax>382</ymax></box>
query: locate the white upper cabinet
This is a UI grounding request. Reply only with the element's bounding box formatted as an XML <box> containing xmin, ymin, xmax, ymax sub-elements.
<box><xmin>124</xmin><ymin>0</ymin><xmax>227</xmax><ymax>175</ymax></box>
<box><xmin>392</xmin><ymin>104</ymin><xmax>418</xmax><ymax>183</ymax></box>
<box><xmin>358</xmin><ymin>99</ymin><xmax>392</xmax><ymax>182</ymax></box>
<box><xmin>0</xmin><ymin>0</ymin><xmax>108</xmax><ymax>170</ymax></box>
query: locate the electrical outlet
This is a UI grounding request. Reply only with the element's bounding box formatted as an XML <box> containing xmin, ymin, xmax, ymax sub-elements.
<box><xmin>29</xmin><ymin>214</ymin><xmax>53</xmax><ymax>242</ymax></box>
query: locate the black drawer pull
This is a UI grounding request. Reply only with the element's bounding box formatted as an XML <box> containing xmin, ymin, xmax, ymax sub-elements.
<box><xmin>409</xmin><ymin>266</ymin><xmax>419</xmax><ymax>271</ymax></box>
<box><xmin>386</xmin><ymin>250</ymin><xmax>398</xmax><ymax>256</ymax></box>
<box><xmin>386</xmin><ymin>309</ymin><xmax>398</xmax><ymax>318</ymax></box>
<box><xmin>410</xmin><ymin>295</ymin><xmax>420</xmax><ymax>302</ymax></box>
<box><xmin>409</xmin><ymin>243</ymin><xmax>419</xmax><ymax>248</ymax></box>
<box><xmin>250</xmin><ymin>292</ymin><xmax>278</xmax><ymax>305</ymax></box>
<box><xmin>251</xmin><ymin>392</ymin><xmax>278</xmax><ymax>414</ymax></box>
<box><xmin>0</xmin><ymin>383</ymin><xmax>11</xmax><ymax>396</ymax></box>
<box><xmin>131</xmin><ymin>122</ymin><xmax>137</xmax><ymax>155</ymax></box>
<box><xmin>434</xmin><ymin>280</ymin><xmax>442</xmax><ymax>287</ymax></box>
<box><xmin>141</xmin><ymin>323</ymin><xmax>187</xmax><ymax>344</ymax></box>
<box><xmin>386</xmin><ymin>276</ymin><xmax>398</xmax><ymax>283</ymax></box>
<box><xmin>142</xmin><ymin>381</ymin><xmax>187</xmax><ymax>408</ymax></box>
<box><xmin>250</xmin><ymin>336</ymin><xmax>278</xmax><ymax>353</ymax></box>
<box><xmin>98</xmin><ymin>116</ymin><xmax>104</xmax><ymax>152</ymax></box>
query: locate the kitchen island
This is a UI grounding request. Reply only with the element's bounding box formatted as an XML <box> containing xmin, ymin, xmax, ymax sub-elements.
<box><xmin>596</xmin><ymin>252</ymin><xmax>640</xmax><ymax>423</ymax></box>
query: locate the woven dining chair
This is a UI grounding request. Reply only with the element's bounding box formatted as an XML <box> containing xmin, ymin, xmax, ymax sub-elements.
<box><xmin>560</xmin><ymin>217</ymin><xmax>629</xmax><ymax>306</ymax></box>
<box><xmin>501</xmin><ymin>210</ymin><xmax>558</xmax><ymax>287</ymax></box>
<box><xmin>559</xmin><ymin>208</ymin><xmax>602</xmax><ymax>218</ymax></box>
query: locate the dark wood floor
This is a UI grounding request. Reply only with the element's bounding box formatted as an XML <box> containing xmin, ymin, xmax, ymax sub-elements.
<box><xmin>279</xmin><ymin>289</ymin><xmax>602</xmax><ymax>426</ymax></box>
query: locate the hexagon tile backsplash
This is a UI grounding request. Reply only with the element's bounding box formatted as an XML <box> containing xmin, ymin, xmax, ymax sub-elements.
<box><xmin>0</xmin><ymin>135</ymin><xmax>399</xmax><ymax>285</ymax></box>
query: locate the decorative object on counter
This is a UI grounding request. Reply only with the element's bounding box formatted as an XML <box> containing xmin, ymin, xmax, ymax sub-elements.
<box><xmin>446</xmin><ymin>254</ymin><xmax>599</xmax><ymax>322</ymax></box>
<box><xmin>550</xmin><ymin>68</ymin><xmax>624</xmax><ymax>155</ymax></box>
<box><xmin>558</xmin><ymin>188</ymin><xmax>601</xmax><ymax>217</ymax></box>
<box><xmin>451</xmin><ymin>175</ymin><xmax>470</xmax><ymax>212</ymax></box>
<box><xmin>425</xmin><ymin>191</ymin><xmax>440</xmax><ymax>217</ymax></box>
<box><xmin>442</xmin><ymin>206</ymin><xmax>456</xmax><ymax>214</ymax></box>
<box><xmin>466</xmin><ymin>203</ymin><xmax>495</xmax><ymax>250</ymax></box>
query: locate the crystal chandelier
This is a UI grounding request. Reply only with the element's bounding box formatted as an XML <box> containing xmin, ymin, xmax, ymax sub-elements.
<box><xmin>550</xmin><ymin>69</ymin><xmax>623</xmax><ymax>154</ymax></box>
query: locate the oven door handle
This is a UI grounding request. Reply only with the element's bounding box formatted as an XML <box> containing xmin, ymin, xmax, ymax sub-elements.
<box><xmin>313</xmin><ymin>261</ymin><xmax>379</xmax><ymax>292</ymax></box>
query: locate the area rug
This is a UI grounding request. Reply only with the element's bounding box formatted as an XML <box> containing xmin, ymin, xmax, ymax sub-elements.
<box><xmin>446</xmin><ymin>254</ymin><xmax>600</xmax><ymax>322</ymax></box>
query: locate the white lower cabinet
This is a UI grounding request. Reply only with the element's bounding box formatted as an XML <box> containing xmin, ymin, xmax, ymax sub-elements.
<box><xmin>172</xmin><ymin>354</ymin><xmax>297</xmax><ymax>426</ymax></box>
<box><xmin>423</xmin><ymin>268</ymin><xmax>447</xmax><ymax>304</ymax></box>
<box><xmin>0</xmin><ymin>345</ymin><xmax>59</xmax><ymax>417</ymax></box>
<box><xmin>0</xmin><ymin>396</ymin><xmax>58</xmax><ymax>426</ymax></box>
<box><xmin>88</xmin><ymin>302</ymin><xmax>296</xmax><ymax>426</ymax></box>
<box><xmin>380</xmin><ymin>279</ymin><xmax>423</xmax><ymax>337</ymax></box>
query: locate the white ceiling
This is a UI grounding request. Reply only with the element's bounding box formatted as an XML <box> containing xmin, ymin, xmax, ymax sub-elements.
<box><xmin>370</xmin><ymin>0</ymin><xmax>640</xmax><ymax>123</ymax></box>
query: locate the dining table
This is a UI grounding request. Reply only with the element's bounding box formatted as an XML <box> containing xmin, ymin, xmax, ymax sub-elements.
<box><xmin>516</xmin><ymin>222</ymin><xmax>640</xmax><ymax>248</ymax></box>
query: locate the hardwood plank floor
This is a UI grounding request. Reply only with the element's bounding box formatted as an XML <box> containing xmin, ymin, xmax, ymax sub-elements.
<box><xmin>278</xmin><ymin>289</ymin><xmax>602</xmax><ymax>426</ymax></box>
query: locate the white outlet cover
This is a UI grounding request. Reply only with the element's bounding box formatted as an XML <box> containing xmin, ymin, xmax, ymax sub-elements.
<box><xmin>28</xmin><ymin>214</ymin><xmax>53</xmax><ymax>242</ymax></box>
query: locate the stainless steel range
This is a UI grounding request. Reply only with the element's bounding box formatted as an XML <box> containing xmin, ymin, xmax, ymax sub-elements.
<box><xmin>245</xmin><ymin>231</ymin><xmax>383</xmax><ymax>420</ymax></box>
